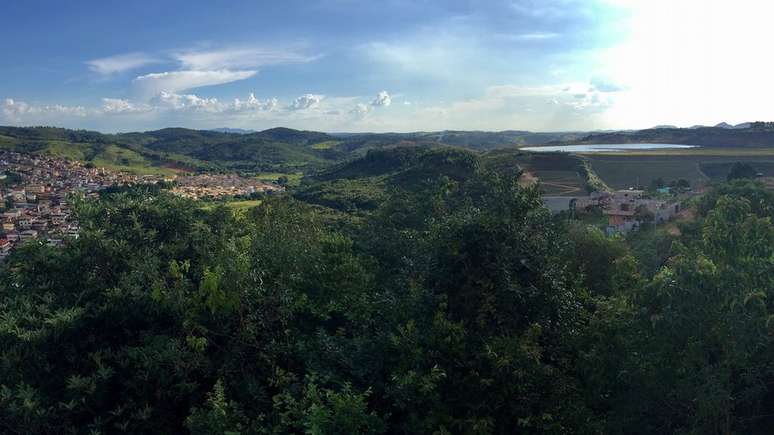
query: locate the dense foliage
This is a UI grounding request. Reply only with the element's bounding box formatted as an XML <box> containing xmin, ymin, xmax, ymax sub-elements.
<box><xmin>2</xmin><ymin>156</ymin><xmax>774</xmax><ymax>433</ymax></box>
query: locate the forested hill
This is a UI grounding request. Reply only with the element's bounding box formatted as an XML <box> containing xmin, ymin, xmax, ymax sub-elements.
<box><xmin>294</xmin><ymin>147</ymin><xmax>481</xmax><ymax>212</ymax></box>
<box><xmin>4</xmin><ymin>124</ymin><xmax>774</xmax><ymax>178</ymax></box>
<box><xmin>0</xmin><ymin>126</ymin><xmax>586</xmax><ymax>174</ymax></box>
<box><xmin>568</xmin><ymin>123</ymin><xmax>774</xmax><ymax>147</ymax></box>
<box><xmin>0</xmin><ymin>126</ymin><xmax>346</xmax><ymax>174</ymax></box>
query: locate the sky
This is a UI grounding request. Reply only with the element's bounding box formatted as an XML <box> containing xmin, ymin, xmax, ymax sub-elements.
<box><xmin>1</xmin><ymin>0</ymin><xmax>773</xmax><ymax>133</ymax></box>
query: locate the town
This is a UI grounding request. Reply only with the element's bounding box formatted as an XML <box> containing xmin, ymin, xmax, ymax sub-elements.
<box><xmin>0</xmin><ymin>151</ymin><xmax>281</xmax><ymax>259</ymax></box>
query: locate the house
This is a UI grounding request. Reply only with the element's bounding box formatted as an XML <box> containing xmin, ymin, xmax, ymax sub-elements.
<box><xmin>2</xmin><ymin>221</ymin><xmax>14</xmax><ymax>232</ymax></box>
<box><xmin>16</xmin><ymin>217</ymin><xmax>32</xmax><ymax>230</ymax></box>
<box><xmin>0</xmin><ymin>238</ymin><xmax>11</xmax><ymax>253</ymax></box>
<box><xmin>2</xmin><ymin>209</ymin><xmax>22</xmax><ymax>219</ymax></box>
<box><xmin>613</xmin><ymin>189</ymin><xmax>644</xmax><ymax>202</ymax></box>
<box><xmin>46</xmin><ymin>238</ymin><xmax>64</xmax><ymax>247</ymax></box>
<box><xmin>10</xmin><ymin>190</ymin><xmax>25</xmax><ymax>201</ymax></box>
<box><xmin>19</xmin><ymin>229</ymin><xmax>39</xmax><ymax>240</ymax></box>
<box><xmin>604</xmin><ymin>203</ymin><xmax>639</xmax><ymax>234</ymax></box>
<box><xmin>542</xmin><ymin>191</ymin><xmax>610</xmax><ymax>215</ymax></box>
<box><xmin>604</xmin><ymin>190</ymin><xmax>682</xmax><ymax>234</ymax></box>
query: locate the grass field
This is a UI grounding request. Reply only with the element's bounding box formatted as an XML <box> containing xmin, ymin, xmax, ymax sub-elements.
<box><xmin>311</xmin><ymin>140</ymin><xmax>339</xmax><ymax>150</ymax></box>
<box><xmin>585</xmin><ymin>149</ymin><xmax>774</xmax><ymax>189</ymax></box>
<box><xmin>254</xmin><ymin>172</ymin><xmax>304</xmax><ymax>186</ymax></box>
<box><xmin>223</xmin><ymin>199</ymin><xmax>262</xmax><ymax>211</ymax></box>
<box><xmin>200</xmin><ymin>199</ymin><xmax>263</xmax><ymax>212</ymax></box>
<box><xmin>483</xmin><ymin>150</ymin><xmax>590</xmax><ymax>195</ymax></box>
<box><xmin>37</xmin><ymin>141</ymin><xmax>91</xmax><ymax>161</ymax></box>
<box><xmin>92</xmin><ymin>145</ymin><xmax>179</xmax><ymax>176</ymax></box>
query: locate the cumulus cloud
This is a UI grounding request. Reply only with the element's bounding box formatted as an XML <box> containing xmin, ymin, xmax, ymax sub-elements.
<box><xmin>2</xmin><ymin>98</ymin><xmax>88</xmax><ymax>120</ymax></box>
<box><xmin>101</xmin><ymin>98</ymin><xmax>152</xmax><ymax>114</ymax></box>
<box><xmin>371</xmin><ymin>90</ymin><xmax>391</xmax><ymax>107</ymax></box>
<box><xmin>350</xmin><ymin>103</ymin><xmax>371</xmax><ymax>117</ymax></box>
<box><xmin>152</xmin><ymin>91</ymin><xmax>224</xmax><ymax>112</ymax></box>
<box><xmin>132</xmin><ymin>69</ymin><xmax>257</xmax><ymax>98</ymax></box>
<box><xmin>140</xmin><ymin>92</ymin><xmax>280</xmax><ymax>114</ymax></box>
<box><xmin>1</xmin><ymin>98</ymin><xmax>31</xmax><ymax>118</ymax></box>
<box><xmin>232</xmin><ymin>93</ymin><xmax>278</xmax><ymax>112</ymax></box>
<box><xmin>86</xmin><ymin>52</ymin><xmax>159</xmax><ymax>75</ymax></box>
<box><xmin>288</xmin><ymin>94</ymin><xmax>323</xmax><ymax>110</ymax></box>
<box><xmin>176</xmin><ymin>47</ymin><xmax>319</xmax><ymax>71</ymax></box>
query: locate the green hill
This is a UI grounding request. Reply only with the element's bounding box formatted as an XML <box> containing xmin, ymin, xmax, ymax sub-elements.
<box><xmin>568</xmin><ymin>124</ymin><xmax>774</xmax><ymax>147</ymax></box>
<box><xmin>294</xmin><ymin>147</ymin><xmax>481</xmax><ymax>213</ymax></box>
<box><xmin>0</xmin><ymin>126</ymin><xmax>346</xmax><ymax>174</ymax></box>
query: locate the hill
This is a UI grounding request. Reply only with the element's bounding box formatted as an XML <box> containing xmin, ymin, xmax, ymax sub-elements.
<box><xmin>294</xmin><ymin>146</ymin><xmax>481</xmax><ymax>213</ymax></box>
<box><xmin>333</xmin><ymin>130</ymin><xmax>586</xmax><ymax>153</ymax></box>
<box><xmin>568</xmin><ymin>124</ymin><xmax>774</xmax><ymax>147</ymax></box>
<box><xmin>116</xmin><ymin>127</ymin><xmax>341</xmax><ymax>173</ymax></box>
<box><xmin>0</xmin><ymin>126</ymin><xmax>346</xmax><ymax>174</ymax></box>
<box><xmin>0</xmin><ymin>125</ymin><xmax>598</xmax><ymax>177</ymax></box>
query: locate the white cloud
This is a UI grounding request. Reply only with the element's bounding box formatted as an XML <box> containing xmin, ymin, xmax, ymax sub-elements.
<box><xmin>2</xmin><ymin>98</ymin><xmax>31</xmax><ymax>118</ymax></box>
<box><xmin>288</xmin><ymin>94</ymin><xmax>323</xmax><ymax>110</ymax></box>
<box><xmin>2</xmin><ymin>98</ymin><xmax>88</xmax><ymax>120</ymax></box>
<box><xmin>152</xmin><ymin>91</ymin><xmax>224</xmax><ymax>112</ymax></box>
<box><xmin>371</xmin><ymin>90</ymin><xmax>391</xmax><ymax>107</ymax></box>
<box><xmin>232</xmin><ymin>93</ymin><xmax>278</xmax><ymax>112</ymax></box>
<box><xmin>86</xmin><ymin>52</ymin><xmax>158</xmax><ymax>75</ymax></box>
<box><xmin>101</xmin><ymin>98</ymin><xmax>152</xmax><ymax>114</ymax></box>
<box><xmin>350</xmin><ymin>103</ymin><xmax>371</xmax><ymax>117</ymax></box>
<box><xmin>512</xmin><ymin>32</ymin><xmax>561</xmax><ymax>40</ymax></box>
<box><xmin>176</xmin><ymin>47</ymin><xmax>319</xmax><ymax>71</ymax></box>
<box><xmin>132</xmin><ymin>69</ymin><xmax>257</xmax><ymax>98</ymax></box>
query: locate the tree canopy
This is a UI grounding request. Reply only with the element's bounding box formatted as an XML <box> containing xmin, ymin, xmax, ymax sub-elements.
<box><xmin>3</xmin><ymin>163</ymin><xmax>774</xmax><ymax>434</ymax></box>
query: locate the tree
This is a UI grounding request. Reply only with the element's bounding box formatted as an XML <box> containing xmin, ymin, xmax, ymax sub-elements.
<box><xmin>727</xmin><ymin>162</ymin><xmax>758</xmax><ymax>181</ymax></box>
<box><xmin>649</xmin><ymin>177</ymin><xmax>666</xmax><ymax>190</ymax></box>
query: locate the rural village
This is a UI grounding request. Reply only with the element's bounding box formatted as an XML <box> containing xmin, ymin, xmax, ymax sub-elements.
<box><xmin>543</xmin><ymin>187</ymin><xmax>698</xmax><ymax>235</ymax></box>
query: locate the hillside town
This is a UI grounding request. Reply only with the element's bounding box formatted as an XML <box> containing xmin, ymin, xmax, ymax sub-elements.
<box><xmin>0</xmin><ymin>151</ymin><xmax>281</xmax><ymax>260</ymax></box>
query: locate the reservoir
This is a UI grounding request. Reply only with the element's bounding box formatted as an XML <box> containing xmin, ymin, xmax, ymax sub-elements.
<box><xmin>521</xmin><ymin>143</ymin><xmax>698</xmax><ymax>153</ymax></box>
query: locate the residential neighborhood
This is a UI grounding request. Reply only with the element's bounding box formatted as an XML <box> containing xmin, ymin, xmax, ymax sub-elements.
<box><xmin>0</xmin><ymin>151</ymin><xmax>158</xmax><ymax>260</ymax></box>
<box><xmin>170</xmin><ymin>174</ymin><xmax>281</xmax><ymax>199</ymax></box>
<box><xmin>0</xmin><ymin>151</ymin><xmax>282</xmax><ymax>260</ymax></box>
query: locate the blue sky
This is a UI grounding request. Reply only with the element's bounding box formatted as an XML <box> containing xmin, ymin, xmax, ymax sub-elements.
<box><xmin>2</xmin><ymin>0</ymin><xmax>772</xmax><ymax>132</ymax></box>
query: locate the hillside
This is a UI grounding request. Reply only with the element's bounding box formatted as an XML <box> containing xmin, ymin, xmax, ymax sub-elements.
<box><xmin>294</xmin><ymin>146</ymin><xmax>481</xmax><ymax>213</ymax></box>
<box><xmin>333</xmin><ymin>130</ymin><xmax>585</xmax><ymax>153</ymax></box>
<box><xmin>482</xmin><ymin>149</ymin><xmax>608</xmax><ymax>194</ymax></box>
<box><xmin>0</xmin><ymin>126</ymin><xmax>345</xmax><ymax>174</ymax></box>
<box><xmin>0</xmin><ymin>125</ymin><xmax>593</xmax><ymax>177</ymax></box>
<box><xmin>569</xmin><ymin>124</ymin><xmax>774</xmax><ymax>147</ymax></box>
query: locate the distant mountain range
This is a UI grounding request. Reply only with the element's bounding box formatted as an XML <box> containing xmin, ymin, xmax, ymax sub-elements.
<box><xmin>210</xmin><ymin>128</ymin><xmax>257</xmax><ymax>134</ymax></box>
<box><xmin>1</xmin><ymin>122</ymin><xmax>774</xmax><ymax>176</ymax></box>
<box><xmin>566</xmin><ymin>122</ymin><xmax>774</xmax><ymax>147</ymax></box>
<box><xmin>654</xmin><ymin>122</ymin><xmax>752</xmax><ymax>130</ymax></box>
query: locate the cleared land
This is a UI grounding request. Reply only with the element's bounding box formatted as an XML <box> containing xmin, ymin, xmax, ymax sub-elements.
<box><xmin>585</xmin><ymin>149</ymin><xmax>774</xmax><ymax>189</ymax></box>
<box><xmin>254</xmin><ymin>172</ymin><xmax>303</xmax><ymax>186</ymax></box>
<box><xmin>200</xmin><ymin>199</ymin><xmax>263</xmax><ymax>212</ymax></box>
<box><xmin>483</xmin><ymin>150</ymin><xmax>591</xmax><ymax>195</ymax></box>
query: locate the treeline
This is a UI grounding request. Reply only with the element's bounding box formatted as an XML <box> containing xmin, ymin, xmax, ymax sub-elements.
<box><xmin>2</xmin><ymin>168</ymin><xmax>774</xmax><ymax>433</ymax></box>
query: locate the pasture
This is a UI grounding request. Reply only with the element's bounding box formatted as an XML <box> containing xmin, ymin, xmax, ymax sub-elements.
<box><xmin>585</xmin><ymin>150</ymin><xmax>774</xmax><ymax>189</ymax></box>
